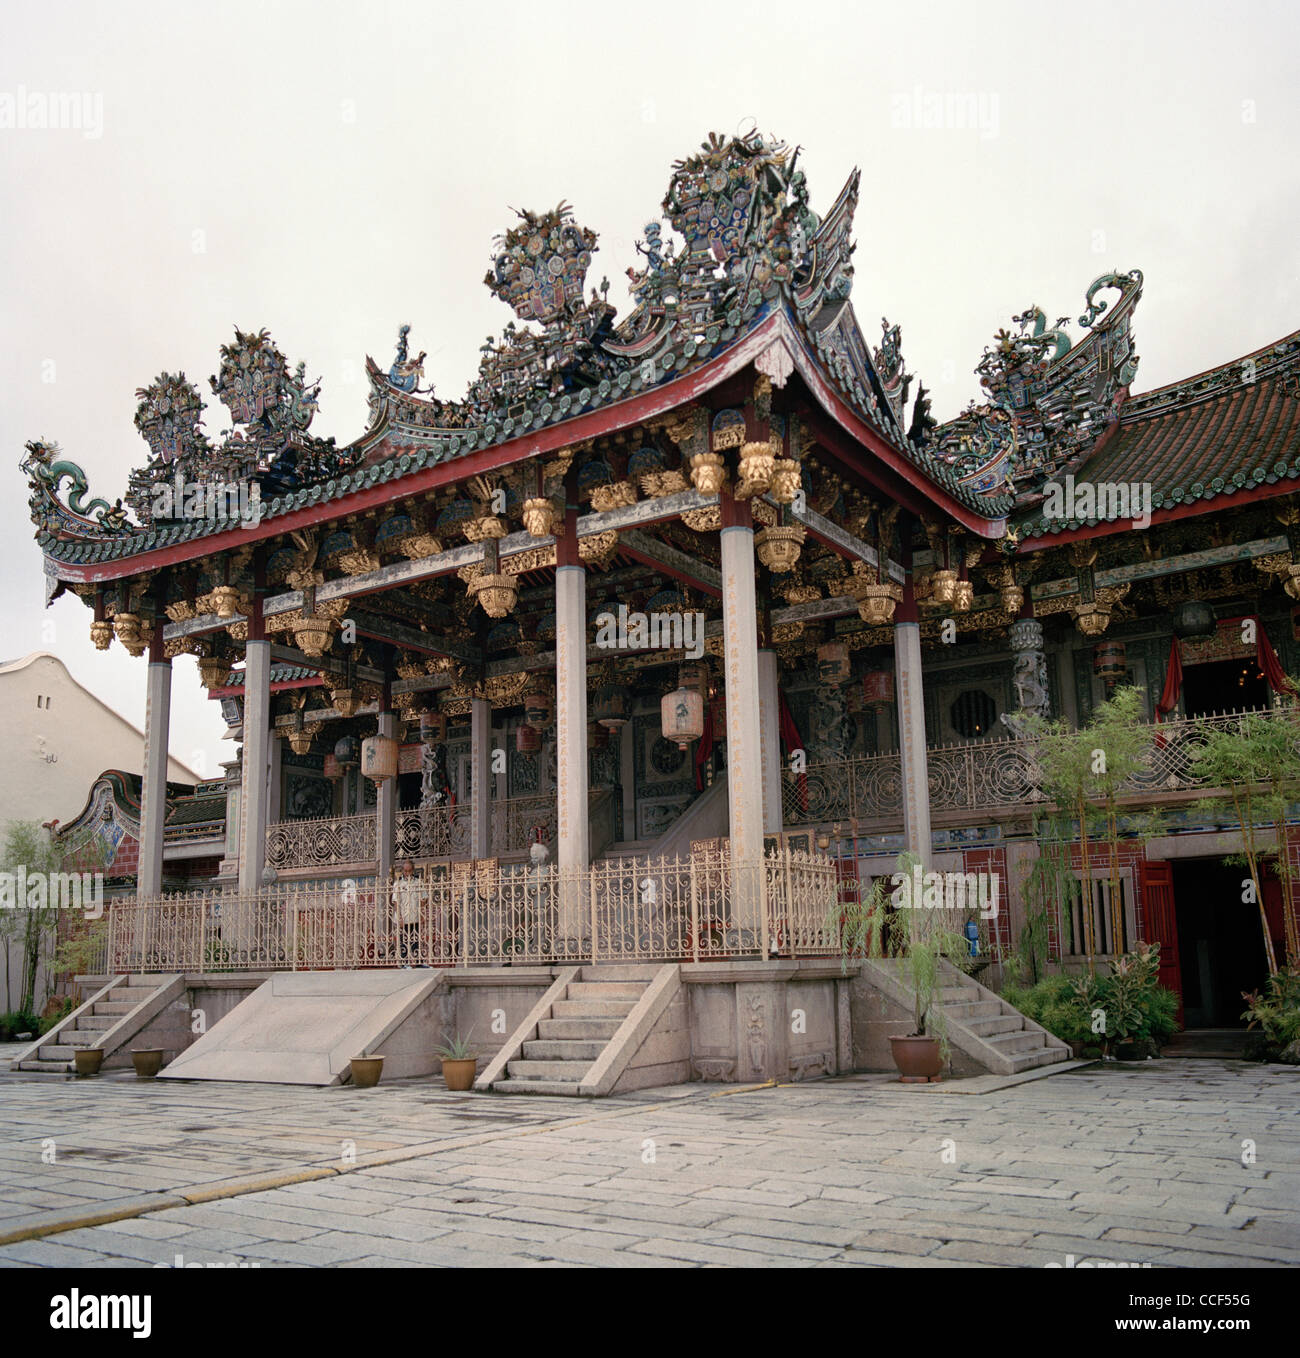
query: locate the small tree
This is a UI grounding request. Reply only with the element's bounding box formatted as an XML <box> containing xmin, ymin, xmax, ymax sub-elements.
<box><xmin>1</xmin><ymin>822</ymin><xmax>65</xmax><ymax>1016</ymax></box>
<box><xmin>1023</xmin><ymin>686</ymin><xmax>1157</xmax><ymax>973</ymax></box>
<box><xmin>1190</xmin><ymin>705</ymin><xmax>1300</xmax><ymax>978</ymax></box>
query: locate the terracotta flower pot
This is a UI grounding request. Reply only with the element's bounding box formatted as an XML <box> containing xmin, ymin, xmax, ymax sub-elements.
<box><xmin>350</xmin><ymin>1055</ymin><xmax>384</xmax><ymax>1089</ymax></box>
<box><xmin>74</xmin><ymin>1049</ymin><xmax>104</xmax><ymax>1077</ymax></box>
<box><xmin>441</xmin><ymin>1057</ymin><xmax>477</xmax><ymax>1091</ymax></box>
<box><xmin>131</xmin><ymin>1049</ymin><xmax>164</xmax><ymax>1079</ymax></box>
<box><xmin>889</xmin><ymin>1034</ymin><xmax>943</xmax><ymax>1083</ymax></box>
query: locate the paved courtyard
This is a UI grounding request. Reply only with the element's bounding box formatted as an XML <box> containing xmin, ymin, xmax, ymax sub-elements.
<box><xmin>0</xmin><ymin>1056</ymin><xmax>1296</xmax><ymax>1268</ymax></box>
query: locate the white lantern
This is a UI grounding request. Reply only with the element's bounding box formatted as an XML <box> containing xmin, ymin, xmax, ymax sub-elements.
<box><xmin>360</xmin><ymin>734</ymin><xmax>399</xmax><ymax>781</ymax></box>
<box><xmin>661</xmin><ymin>686</ymin><xmax>705</xmax><ymax>751</ymax></box>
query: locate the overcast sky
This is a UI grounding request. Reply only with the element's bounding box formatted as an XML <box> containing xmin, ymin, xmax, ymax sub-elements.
<box><xmin>2</xmin><ymin>0</ymin><xmax>1297</xmax><ymax>781</ymax></box>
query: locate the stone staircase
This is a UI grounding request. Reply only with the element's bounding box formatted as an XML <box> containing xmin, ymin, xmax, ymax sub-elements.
<box><xmin>864</xmin><ymin>958</ymin><xmax>1071</xmax><ymax>1076</ymax></box>
<box><xmin>13</xmin><ymin>974</ymin><xmax>184</xmax><ymax>1073</ymax></box>
<box><xmin>478</xmin><ymin>964</ymin><xmax>680</xmax><ymax>1096</ymax></box>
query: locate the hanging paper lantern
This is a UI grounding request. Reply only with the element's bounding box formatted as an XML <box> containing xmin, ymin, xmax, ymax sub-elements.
<box><xmin>524</xmin><ymin>679</ymin><xmax>554</xmax><ymax>726</ymax></box>
<box><xmin>1093</xmin><ymin>641</ymin><xmax>1128</xmax><ymax>683</ymax></box>
<box><xmin>334</xmin><ymin>736</ymin><xmax>360</xmax><ymax>768</ymax></box>
<box><xmin>816</xmin><ymin>642</ymin><xmax>851</xmax><ymax>686</ymax></box>
<box><xmin>419</xmin><ymin>709</ymin><xmax>447</xmax><ymax>743</ymax></box>
<box><xmin>862</xmin><ymin>669</ymin><xmax>895</xmax><ymax>709</ymax></box>
<box><xmin>361</xmin><ymin>734</ymin><xmax>399</xmax><ymax>781</ymax></box>
<box><xmin>593</xmin><ymin>683</ymin><xmax>629</xmax><ymax>730</ymax></box>
<box><xmin>1171</xmin><ymin>599</ymin><xmax>1216</xmax><ymax>640</ymax></box>
<box><xmin>661</xmin><ymin>686</ymin><xmax>705</xmax><ymax>750</ymax></box>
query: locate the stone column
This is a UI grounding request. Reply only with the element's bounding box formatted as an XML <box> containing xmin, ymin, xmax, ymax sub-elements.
<box><xmin>555</xmin><ymin>555</ymin><xmax>589</xmax><ymax>940</ymax></box>
<box><xmin>267</xmin><ymin>732</ymin><xmax>282</xmax><ymax>825</ymax></box>
<box><xmin>470</xmin><ymin>697</ymin><xmax>491</xmax><ymax>859</ymax></box>
<box><xmin>619</xmin><ymin>720</ymin><xmax>636</xmax><ymax>844</ymax></box>
<box><xmin>894</xmin><ymin>578</ymin><xmax>932</xmax><ymax>865</ymax></box>
<box><xmin>721</xmin><ymin>496</ymin><xmax>766</xmax><ymax>951</ymax></box>
<box><xmin>376</xmin><ymin>707</ymin><xmax>396</xmax><ymax>886</ymax></box>
<box><xmin>137</xmin><ymin>629</ymin><xmax>172</xmax><ymax>898</ymax></box>
<box><xmin>757</xmin><ymin>649</ymin><xmax>783</xmax><ymax>836</ymax></box>
<box><xmin>1004</xmin><ymin>617</ymin><xmax>1050</xmax><ymax>729</ymax></box>
<box><xmin>238</xmin><ymin>604</ymin><xmax>271</xmax><ymax>892</ymax></box>
<box><xmin>219</xmin><ymin>758</ymin><xmax>242</xmax><ymax>882</ymax></box>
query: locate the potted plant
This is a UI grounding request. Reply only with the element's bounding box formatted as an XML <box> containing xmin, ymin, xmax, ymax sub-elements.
<box><xmin>435</xmin><ymin>1032</ymin><xmax>476</xmax><ymax>1090</ymax></box>
<box><xmin>73</xmin><ymin>1048</ymin><xmax>104</xmax><ymax>1076</ymax></box>
<box><xmin>131</xmin><ymin>1048</ymin><xmax>164</xmax><ymax>1078</ymax></box>
<box><xmin>349</xmin><ymin>1054</ymin><xmax>385</xmax><ymax>1088</ymax></box>
<box><xmin>832</xmin><ymin>852</ymin><xmax>972</xmax><ymax>1082</ymax></box>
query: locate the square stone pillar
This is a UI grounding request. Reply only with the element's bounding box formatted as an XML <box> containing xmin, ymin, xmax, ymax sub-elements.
<box><xmin>376</xmin><ymin>709</ymin><xmax>396</xmax><ymax>885</ymax></box>
<box><xmin>555</xmin><ymin>561</ymin><xmax>589</xmax><ymax>940</ymax></box>
<box><xmin>137</xmin><ymin>630</ymin><xmax>172</xmax><ymax>898</ymax></box>
<box><xmin>238</xmin><ymin>626</ymin><xmax>272</xmax><ymax>892</ymax></box>
<box><xmin>470</xmin><ymin>697</ymin><xmax>491</xmax><ymax>859</ymax></box>
<box><xmin>894</xmin><ymin>580</ymin><xmax>931</xmax><ymax>866</ymax></box>
<box><xmin>758</xmin><ymin>649</ymin><xmax>783</xmax><ymax>836</ymax></box>
<box><xmin>721</xmin><ymin>496</ymin><xmax>766</xmax><ymax>954</ymax></box>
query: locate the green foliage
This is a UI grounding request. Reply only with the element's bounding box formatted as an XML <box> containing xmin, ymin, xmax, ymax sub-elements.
<box><xmin>1241</xmin><ymin>965</ymin><xmax>1300</xmax><ymax>1052</ymax></box>
<box><xmin>831</xmin><ymin>851</ymin><xmax>973</xmax><ymax>1052</ymax></box>
<box><xmin>1001</xmin><ymin>943</ymin><xmax>1179</xmax><ymax>1054</ymax></box>
<box><xmin>0</xmin><ymin>1010</ymin><xmax>41</xmax><ymax>1040</ymax></box>
<box><xmin>434</xmin><ymin>1031</ymin><xmax>474</xmax><ymax>1060</ymax></box>
<box><xmin>1020</xmin><ymin>688</ymin><xmax>1160</xmax><ymax>971</ymax></box>
<box><xmin>39</xmin><ymin>995</ymin><xmax>75</xmax><ymax>1035</ymax></box>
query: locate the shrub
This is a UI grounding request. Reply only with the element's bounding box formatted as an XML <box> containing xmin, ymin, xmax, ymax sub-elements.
<box><xmin>1242</xmin><ymin>965</ymin><xmax>1300</xmax><ymax>1055</ymax></box>
<box><xmin>0</xmin><ymin>1010</ymin><xmax>41</xmax><ymax>1040</ymax></box>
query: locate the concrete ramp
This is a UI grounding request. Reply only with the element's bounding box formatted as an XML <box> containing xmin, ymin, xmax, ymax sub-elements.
<box><xmin>161</xmin><ymin>970</ymin><xmax>447</xmax><ymax>1086</ymax></box>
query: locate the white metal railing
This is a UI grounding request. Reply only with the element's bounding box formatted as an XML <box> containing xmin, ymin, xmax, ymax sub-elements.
<box><xmin>107</xmin><ymin>844</ymin><xmax>841</xmax><ymax>972</ymax></box>
<box><xmin>268</xmin><ymin>794</ymin><xmax>612</xmax><ymax>870</ymax></box>
<box><xmin>782</xmin><ymin>706</ymin><xmax>1297</xmax><ymax>827</ymax></box>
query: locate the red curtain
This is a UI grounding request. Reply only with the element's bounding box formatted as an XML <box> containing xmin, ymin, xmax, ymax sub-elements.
<box><xmin>1256</xmin><ymin>623</ymin><xmax>1296</xmax><ymax>696</ymax></box>
<box><xmin>1155</xmin><ymin>637</ymin><xmax>1184</xmax><ymax>724</ymax></box>
<box><xmin>693</xmin><ymin>706</ymin><xmax>714</xmax><ymax>792</ymax></box>
<box><xmin>778</xmin><ymin>687</ymin><xmax>808</xmax><ymax>813</ymax></box>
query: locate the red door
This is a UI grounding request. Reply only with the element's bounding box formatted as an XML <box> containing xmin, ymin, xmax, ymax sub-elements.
<box><xmin>1139</xmin><ymin>860</ymin><xmax>1183</xmax><ymax>1024</ymax></box>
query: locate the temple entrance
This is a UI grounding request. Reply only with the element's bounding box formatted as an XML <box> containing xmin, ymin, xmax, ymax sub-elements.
<box><xmin>1180</xmin><ymin>658</ymin><xmax>1269</xmax><ymax>717</ymax></box>
<box><xmin>1169</xmin><ymin>858</ymin><xmax>1269</xmax><ymax>1027</ymax></box>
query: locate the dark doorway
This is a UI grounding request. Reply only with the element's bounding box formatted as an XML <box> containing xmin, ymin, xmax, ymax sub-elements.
<box><xmin>397</xmin><ymin>771</ymin><xmax>422</xmax><ymax>811</ymax></box>
<box><xmin>1170</xmin><ymin>858</ymin><xmax>1269</xmax><ymax>1026</ymax></box>
<box><xmin>1181</xmin><ymin>658</ymin><xmax>1268</xmax><ymax>717</ymax></box>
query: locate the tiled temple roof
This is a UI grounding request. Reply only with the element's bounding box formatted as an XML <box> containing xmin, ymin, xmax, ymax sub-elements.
<box><xmin>1013</xmin><ymin>329</ymin><xmax>1300</xmax><ymax>539</ymax></box>
<box><xmin>24</xmin><ymin>130</ymin><xmax>1013</xmax><ymax>577</ymax></box>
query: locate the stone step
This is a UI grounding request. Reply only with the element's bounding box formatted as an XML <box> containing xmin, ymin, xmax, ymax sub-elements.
<box><xmin>551</xmin><ymin>999</ymin><xmax>637</xmax><ymax>1019</ymax></box>
<box><xmin>523</xmin><ymin>1039</ymin><xmax>606</xmax><ymax>1062</ymax></box>
<box><xmin>579</xmin><ymin>964</ymin><xmax>665</xmax><ymax>982</ymax></box>
<box><xmin>505</xmin><ymin>1059</ymin><xmax>590</xmax><ymax>1081</ymax></box>
<box><xmin>63</xmin><ymin>1030</ymin><xmax>99</xmax><ymax>1048</ymax></box>
<box><xmin>111</xmin><ymin>987</ymin><xmax>156</xmax><ymax>1003</ymax></box>
<box><xmin>16</xmin><ymin>1059</ymin><xmax>73</xmax><ymax>1073</ymax></box>
<box><xmin>37</xmin><ymin>1044</ymin><xmax>75</xmax><ymax>1061</ymax></box>
<box><xmin>492</xmin><ymin>1078</ymin><xmax>588</xmax><ymax>1096</ymax></box>
<box><xmin>985</xmin><ymin>1030</ymin><xmax>1048</xmax><ymax>1055</ymax></box>
<box><xmin>966</xmin><ymin>1014</ymin><xmax>1025</xmax><ymax>1037</ymax></box>
<box><xmin>945</xmin><ymin>1000</ymin><xmax>1003</xmax><ymax>1021</ymax></box>
<box><xmin>77</xmin><ymin>1014</ymin><xmax>116</xmax><ymax>1031</ymax></box>
<box><xmin>938</xmin><ymin>985</ymin><xmax>980</xmax><ymax>1003</ymax></box>
<box><xmin>565</xmin><ymin>981</ymin><xmax>645</xmax><ymax>1001</ymax></box>
<box><xmin>538</xmin><ymin>1017</ymin><xmax>623</xmax><ymax>1040</ymax></box>
<box><xmin>94</xmin><ymin>1001</ymin><xmax>137</xmax><ymax>1016</ymax></box>
<box><xmin>1008</xmin><ymin>1046</ymin><xmax>1071</xmax><ymax>1072</ymax></box>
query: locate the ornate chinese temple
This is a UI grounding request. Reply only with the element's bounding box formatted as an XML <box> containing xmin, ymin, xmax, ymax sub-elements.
<box><xmin>22</xmin><ymin>129</ymin><xmax>1300</xmax><ymax>1085</ymax></box>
